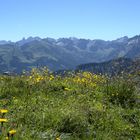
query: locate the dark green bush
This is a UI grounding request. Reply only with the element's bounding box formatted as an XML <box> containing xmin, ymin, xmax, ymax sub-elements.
<box><xmin>106</xmin><ymin>77</ymin><xmax>137</xmax><ymax>108</ymax></box>
<box><xmin>58</xmin><ymin>114</ymin><xmax>87</xmax><ymax>137</ymax></box>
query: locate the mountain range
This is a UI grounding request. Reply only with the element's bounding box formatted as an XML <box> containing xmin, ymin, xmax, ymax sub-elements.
<box><xmin>0</xmin><ymin>35</ymin><xmax>140</xmax><ymax>73</ymax></box>
<box><xmin>76</xmin><ymin>57</ymin><xmax>140</xmax><ymax>75</ymax></box>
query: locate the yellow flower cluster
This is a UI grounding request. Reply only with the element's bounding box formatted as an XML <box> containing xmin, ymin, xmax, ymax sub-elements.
<box><xmin>27</xmin><ymin>68</ymin><xmax>44</xmax><ymax>84</ymax></box>
<box><xmin>0</xmin><ymin>109</ymin><xmax>8</xmax><ymax>135</ymax></box>
<box><xmin>27</xmin><ymin>68</ymin><xmax>55</xmax><ymax>84</ymax></box>
<box><xmin>73</xmin><ymin>72</ymin><xmax>105</xmax><ymax>88</ymax></box>
<box><xmin>0</xmin><ymin>109</ymin><xmax>16</xmax><ymax>139</ymax></box>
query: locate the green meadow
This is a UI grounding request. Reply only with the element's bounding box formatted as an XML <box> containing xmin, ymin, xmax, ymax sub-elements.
<box><xmin>0</xmin><ymin>68</ymin><xmax>140</xmax><ymax>140</ymax></box>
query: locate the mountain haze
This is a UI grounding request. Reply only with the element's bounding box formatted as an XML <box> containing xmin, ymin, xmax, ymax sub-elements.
<box><xmin>0</xmin><ymin>35</ymin><xmax>140</xmax><ymax>73</ymax></box>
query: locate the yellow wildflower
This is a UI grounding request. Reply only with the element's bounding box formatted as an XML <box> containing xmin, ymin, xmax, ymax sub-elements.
<box><xmin>93</xmin><ymin>74</ymin><xmax>98</xmax><ymax>79</ymax></box>
<box><xmin>0</xmin><ymin>118</ymin><xmax>8</xmax><ymax>123</ymax></box>
<box><xmin>81</xmin><ymin>78</ymin><xmax>85</xmax><ymax>83</ymax></box>
<box><xmin>64</xmin><ymin>87</ymin><xmax>70</xmax><ymax>91</ymax></box>
<box><xmin>56</xmin><ymin>137</ymin><xmax>60</xmax><ymax>140</ymax></box>
<box><xmin>0</xmin><ymin>109</ymin><xmax>8</xmax><ymax>114</ymax></box>
<box><xmin>29</xmin><ymin>76</ymin><xmax>32</xmax><ymax>79</ymax></box>
<box><xmin>36</xmin><ymin>77</ymin><xmax>40</xmax><ymax>83</ymax></box>
<box><xmin>77</xmin><ymin>78</ymin><xmax>81</xmax><ymax>82</ymax></box>
<box><xmin>49</xmin><ymin>75</ymin><xmax>54</xmax><ymax>80</ymax></box>
<box><xmin>9</xmin><ymin>130</ymin><xmax>16</xmax><ymax>135</ymax></box>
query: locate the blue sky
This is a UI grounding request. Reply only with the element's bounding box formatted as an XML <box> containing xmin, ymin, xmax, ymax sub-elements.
<box><xmin>0</xmin><ymin>0</ymin><xmax>140</xmax><ymax>41</ymax></box>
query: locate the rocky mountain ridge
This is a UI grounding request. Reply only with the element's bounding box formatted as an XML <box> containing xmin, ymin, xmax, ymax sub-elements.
<box><xmin>0</xmin><ymin>35</ymin><xmax>140</xmax><ymax>73</ymax></box>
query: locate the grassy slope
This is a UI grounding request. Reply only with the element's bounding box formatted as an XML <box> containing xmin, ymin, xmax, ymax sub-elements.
<box><xmin>0</xmin><ymin>69</ymin><xmax>140</xmax><ymax>140</ymax></box>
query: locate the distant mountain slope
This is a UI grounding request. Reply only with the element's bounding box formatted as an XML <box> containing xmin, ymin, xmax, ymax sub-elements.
<box><xmin>76</xmin><ymin>58</ymin><xmax>140</xmax><ymax>75</ymax></box>
<box><xmin>0</xmin><ymin>35</ymin><xmax>140</xmax><ymax>73</ymax></box>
